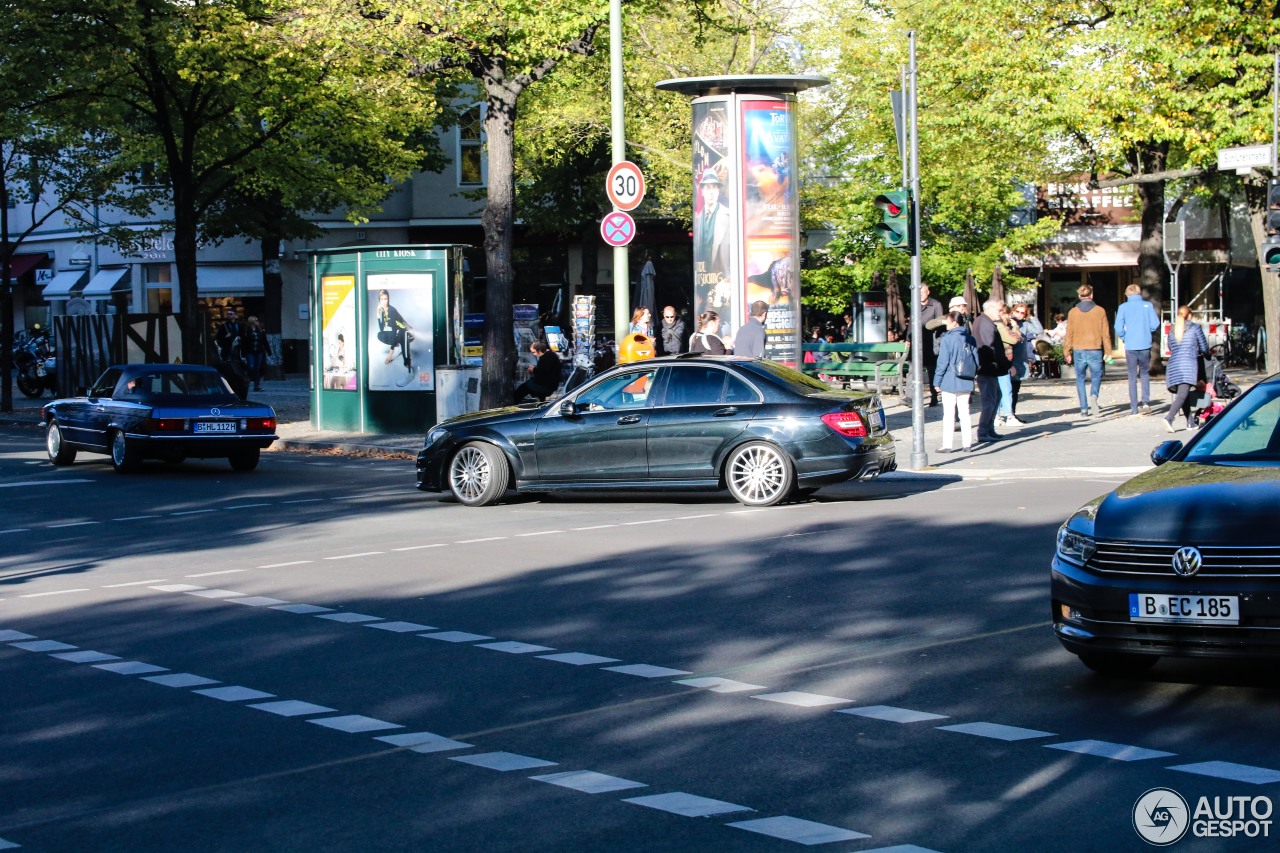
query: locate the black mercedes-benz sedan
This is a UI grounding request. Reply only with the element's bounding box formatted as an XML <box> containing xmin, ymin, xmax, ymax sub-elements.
<box><xmin>42</xmin><ymin>364</ymin><xmax>278</xmax><ymax>473</ymax></box>
<box><xmin>416</xmin><ymin>355</ymin><xmax>896</xmax><ymax>507</ymax></box>
<box><xmin>1052</xmin><ymin>372</ymin><xmax>1280</xmax><ymax>674</ymax></box>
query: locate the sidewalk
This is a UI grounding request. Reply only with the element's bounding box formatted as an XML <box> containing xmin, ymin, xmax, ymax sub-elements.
<box><xmin>3</xmin><ymin>368</ymin><xmax>1266</xmax><ymax>478</ymax></box>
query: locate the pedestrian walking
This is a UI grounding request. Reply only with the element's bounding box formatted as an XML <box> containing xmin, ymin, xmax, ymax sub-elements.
<box><xmin>996</xmin><ymin>305</ymin><xmax>1023</xmax><ymax>427</ymax></box>
<box><xmin>734</xmin><ymin>300</ymin><xmax>769</xmax><ymax>359</ymax></box>
<box><xmin>658</xmin><ymin>305</ymin><xmax>685</xmax><ymax>355</ymax></box>
<box><xmin>689</xmin><ymin>311</ymin><xmax>730</xmax><ymax>354</ymax></box>
<box><xmin>244</xmin><ymin>315</ymin><xmax>268</xmax><ymax>392</ymax></box>
<box><xmin>1063</xmin><ymin>284</ymin><xmax>1113</xmax><ymax>418</ymax></box>
<box><xmin>628</xmin><ymin>306</ymin><xmax>653</xmax><ymax>337</ymax></box>
<box><xmin>932</xmin><ymin>310</ymin><xmax>975</xmax><ymax>453</ymax></box>
<box><xmin>973</xmin><ymin>299</ymin><xmax>1013</xmax><ymax>443</ymax></box>
<box><xmin>1114</xmin><ymin>284</ymin><xmax>1160</xmax><ymax>415</ymax></box>
<box><xmin>1010</xmin><ymin>303</ymin><xmax>1042</xmax><ymax>412</ymax></box>
<box><xmin>1163</xmin><ymin>304</ymin><xmax>1208</xmax><ymax>432</ymax></box>
<box><xmin>912</xmin><ymin>284</ymin><xmax>944</xmax><ymax>406</ymax></box>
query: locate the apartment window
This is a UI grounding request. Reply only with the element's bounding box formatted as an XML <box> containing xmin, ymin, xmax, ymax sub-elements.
<box><xmin>458</xmin><ymin>105</ymin><xmax>485</xmax><ymax>187</ymax></box>
<box><xmin>145</xmin><ymin>263</ymin><xmax>172</xmax><ymax>313</ymax></box>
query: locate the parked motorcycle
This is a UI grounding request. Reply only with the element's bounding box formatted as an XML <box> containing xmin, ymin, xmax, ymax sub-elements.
<box><xmin>12</xmin><ymin>327</ymin><xmax>57</xmax><ymax>398</ymax></box>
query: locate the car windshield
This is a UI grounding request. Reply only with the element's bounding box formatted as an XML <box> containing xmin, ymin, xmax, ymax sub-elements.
<box><xmin>118</xmin><ymin>371</ymin><xmax>235</xmax><ymax>399</ymax></box>
<box><xmin>1184</xmin><ymin>384</ymin><xmax>1280</xmax><ymax>464</ymax></box>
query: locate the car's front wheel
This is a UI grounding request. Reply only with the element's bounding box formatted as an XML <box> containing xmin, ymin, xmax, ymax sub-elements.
<box><xmin>724</xmin><ymin>441</ymin><xmax>795</xmax><ymax>507</ymax></box>
<box><xmin>110</xmin><ymin>430</ymin><xmax>140</xmax><ymax>473</ymax></box>
<box><xmin>228</xmin><ymin>448</ymin><xmax>260</xmax><ymax>472</ymax></box>
<box><xmin>1077</xmin><ymin>651</ymin><xmax>1158</xmax><ymax>677</ymax></box>
<box><xmin>46</xmin><ymin>420</ymin><xmax>76</xmax><ymax>466</ymax></box>
<box><xmin>448</xmin><ymin>442</ymin><xmax>509</xmax><ymax>506</ymax></box>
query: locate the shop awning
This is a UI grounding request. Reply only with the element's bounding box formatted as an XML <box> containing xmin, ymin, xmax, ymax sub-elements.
<box><xmin>4</xmin><ymin>253</ymin><xmax>48</xmax><ymax>281</ymax></box>
<box><xmin>81</xmin><ymin>267</ymin><xmax>131</xmax><ymax>297</ymax></box>
<box><xmin>196</xmin><ymin>265</ymin><xmax>262</xmax><ymax>296</ymax></box>
<box><xmin>41</xmin><ymin>270</ymin><xmax>89</xmax><ymax>299</ymax></box>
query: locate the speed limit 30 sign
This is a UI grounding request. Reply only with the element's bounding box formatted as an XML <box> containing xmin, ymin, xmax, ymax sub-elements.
<box><xmin>606</xmin><ymin>161</ymin><xmax>646</xmax><ymax>211</ymax></box>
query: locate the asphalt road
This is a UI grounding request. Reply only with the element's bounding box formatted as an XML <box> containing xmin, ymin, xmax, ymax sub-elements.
<box><xmin>1</xmin><ymin>425</ymin><xmax>1277</xmax><ymax>853</ymax></box>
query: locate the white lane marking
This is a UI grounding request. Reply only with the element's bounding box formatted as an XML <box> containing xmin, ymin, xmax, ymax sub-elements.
<box><xmin>314</xmin><ymin>613</ymin><xmax>381</xmax><ymax>624</ymax></box>
<box><xmin>450</xmin><ymin>752</ymin><xmax>557</xmax><ymax>772</ymax></box>
<box><xmin>151</xmin><ymin>584</ymin><xmax>206</xmax><ymax>592</ymax></box>
<box><xmin>420</xmin><ymin>631</ymin><xmax>493</xmax><ymax>643</ymax></box>
<box><xmin>675</xmin><ymin>514</ymin><xmax>718</xmax><ymax>520</ymax></box>
<box><xmin>0</xmin><ymin>479</ymin><xmax>93</xmax><ymax>488</ymax></box>
<box><xmin>271</xmin><ymin>604</ymin><xmax>333</xmax><ymax>614</ymax></box>
<box><xmin>752</xmin><ymin>692</ymin><xmax>853</xmax><ymax>708</ymax></box>
<box><xmin>675</xmin><ymin>677</ymin><xmax>767</xmax><ymax>694</ymax></box>
<box><xmin>456</xmin><ymin>537</ymin><xmax>506</xmax><ymax>544</ymax></box>
<box><xmin>0</xmin><ymin>836</ymin><xmax>21</xmax><ymax>849</ymax></box>
<box><xmin>531</xmin><ymin>770</ymin><xmax>647</xmax><ymax>794</ymax></box>
<box><xmin>477</xmin><ymin>641</ymin><xmax>555</xmax><ymax>654</ymax></box>
<box><xmin>728</xmin><ymin>816</ymin><xmax>870</xmax><ymax>845</ymax></box>
<box><xmin>517</xmin><ymin>530</ymin><xmax>563</xmax><ymax>537</ymax></box>
<box><xmin>144</xmin><ymin>673</ymin><xmax>220</xmax><ymax>688</ymax></box>
<box><xmin>603</xmin><ymin>664</ymin><xmax>692</xmax><ymax>679</ymax></box>
<box><xmin>50</xmin><ymin>650</ymin><xmax>121</xmax><ymax>664</ymax></box>
<box><xmin>187</xmin><ymin>570</ymin><xmax>246</xmax><ymax>578</ymax></box>
<box><xmin>171</xmin><ymin>509</ymin><xmax>216</xmax><ymax>517</ymax></box>
<box><xmin>194</xmin><ymin>686</ymin><xmax>276</xmax><ymax>702</ymax></box>
<box><xmin>324</xmin><ymin>552</ymin><xmax>385</xmax><ymax>560</ymax></box>
<box><xmin>47</xmin><ymin>521</ymin><xmax>100</xmax><ymax>529</ymax></box>
<box><xmin>392</xmin><ymin>544</ymin><xmax>446</xmax><ymax>552</ymax></box>
<box><xmin>1045</xmin><ymin>740</ymin><xmax>1175</xmax><ymax>762</ymax></box>
<box><xmin>727</xmin><ymin>509</ymin><xmax>767</xmax><ymax>515</ymax></box>
<box><xmin>308</xmin><ymin>715</ymin><xmax>403</xmax><ymax>733</ymax></box>
<box><xmin>113</xmin><ymin>516</ymin><xmax>160</xmax><ymax>521</ymax></box>
<box><xmin>93</xmin><ymin>661</ymin><xmax>168</xmax><ymax>675</ymax></box>
<box><xmin>20</xmin><ymin>589</ymin><xmax>89</xmax><ymax>598</ymax></box>
<box><xmin>11</xmin><ymin>640</ymin><xmax>77</xmax><ymax>652</ymax></box>
<box><xmin>0</xmin><ymin>528</ymin><xmax>32</xmax><ymax>534</ymax></box>
<box><xmin>571</xmin><ymin>524</ymin><xmax>617</xmax><ymax>531</ymax></box>
<box><xmin>537</xmin><ymin>652</ymin><xmax>621</xmax><ymax>666</ymax></box>
<box><xmin>186</xmin><ymin>589</ymin><xmax>247</xmax><ymax>599</ymax></box>
<box><xmin>938</xmin><ymin>722</ymin><xmax>1056</xmax><ymax>741</ymax></box>
<box><xmin>624</xmin><ymin>792</ymin><xmax>753</xmax><ymax>817</ymax></box>
<box><xmin>623</xmin><ymin>519</ymin><xmax>670</xmax><ymax>526</ymax></box>
<box><xmin>1169</xmin><ymin>761</ymin><xmax>1280</xmax><ymax>785</ymax></box>
<box><xmin>376</xmin><ymin>731</ymin><xmax>473</xmax><ymax>753</ymax></box>
<box><xmin>228</xmin><ymin>596</ymin><xmax>290</xmax><ymax>607</ymax></box>
<box><xmin>282</xmin><ymin>498</ymin><xmax>324</xmax><ymax>504</ymax></box>
<box><xmin>366</xmin><ymin>621</ymin><xmax>436</xmax><ymax>633</ymax></box>
<box><xmin>248</xmin><ymin>700</ymin><xmax>337</xmax><ymax>717</ymax></box>
<box><xmin>103</xmin><ymin>579</ymin><xmax>169</xmax><ymax>588</ymax></box>
<box><xmin>258</xmin><ymin>561</ymin><xmax>313</xmax><ymax>568</ymax></box>
<box><xmin>0</xmin><ymin>630</ymin><xmax>36</xmax><ymax>642</ymax></box>
<box><xmin>225</xmin><ymin>503</ymin><xmax>272</xmax><ymax>510</ymax></box>
<box><xmin>837</xmin><ymin>706</ymin><xmax>949</xmax><ymax>724</ymax></box>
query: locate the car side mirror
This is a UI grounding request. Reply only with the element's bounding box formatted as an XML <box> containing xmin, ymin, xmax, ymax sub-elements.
<box><xmin>559</xmin><ymin>400</ymin><xmax>579</xmax><ymax>417</ymax></box>
<box><xmin>1151</xmin><ymin>440</ymin><xmax>1183</xmax><ymax>466</ymax></box>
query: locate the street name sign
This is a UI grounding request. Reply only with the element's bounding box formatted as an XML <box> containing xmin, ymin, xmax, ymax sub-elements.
<box><xmin>1218</xmin><ymin>144</ymin><xmax>1274</xmax><ymax>175</ymax></box>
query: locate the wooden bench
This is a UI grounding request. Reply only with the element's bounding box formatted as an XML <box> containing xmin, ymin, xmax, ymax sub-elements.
<box><xmin>801</xmin><ymin>342</ymin><xmax>910</xmax><ymax>396</ymax></box>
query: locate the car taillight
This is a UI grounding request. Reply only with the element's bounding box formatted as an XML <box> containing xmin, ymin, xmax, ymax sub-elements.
<box><xmin>822</xmin><ymin>411</ymin><xmax>867</xmax><ymax>438</ymax></box>
<box><xmin>148</xmin><ymin>418</ymin><xmax>187</xmax><ymax>433</ymax></box>
<box><xmin>244</xmin><ymin>417</ymin><xmax>276</xmax><ymax>430</ymax></box>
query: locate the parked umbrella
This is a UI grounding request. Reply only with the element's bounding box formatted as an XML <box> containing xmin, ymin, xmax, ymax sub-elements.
<box><xmin>990</xmin><ymin>266</ymin><xmax>1006</xmax><ymax>305</ymax></box>
<box><xmin>963</xmin><ymin>270</ymin><xmax>981</xmax><ymax>316</ymax></box>
<box><xmin>886</xmin><ymin>269</ymin><xmax>907</xmax><ymax>339</ymax></box>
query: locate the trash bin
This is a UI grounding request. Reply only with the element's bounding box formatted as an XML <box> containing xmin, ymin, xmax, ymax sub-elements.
<box><xmin>435</xmin><ymin>365</ymin><xmax>481</xmax><ymax>422</ymax></box>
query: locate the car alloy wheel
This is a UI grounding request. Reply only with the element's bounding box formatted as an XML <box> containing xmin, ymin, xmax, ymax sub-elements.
<box><xmin>448</xmin><ymin>442</ymin><xmax>509</xmax><ymax>507</ymax></box>
<box><xmin>725</xmin><ymin>441</ymin><xmax>794</xmax><ymax>507</ymax></box>
<box><xmin>110</xmin><ymin>430</ymin><xmax>140</xmax><ymax>473</ymax></box>
<box><xmin>46</xmin><ymin>421</ymin><xmax>76</xmax><ymax>466</ymax></box>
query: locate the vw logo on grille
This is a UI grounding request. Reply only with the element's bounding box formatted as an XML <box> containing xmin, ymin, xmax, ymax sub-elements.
<box><xmin>1172</xmin><ymin>546</ymin><xmax>1203</xmax><ymax>577</ymax></box>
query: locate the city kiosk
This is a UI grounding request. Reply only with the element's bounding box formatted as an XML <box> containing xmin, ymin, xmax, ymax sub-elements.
<box><xmin>309</xmin><ymin>246</ymin><xmax>465</xmax><ymax>433</ymax></box>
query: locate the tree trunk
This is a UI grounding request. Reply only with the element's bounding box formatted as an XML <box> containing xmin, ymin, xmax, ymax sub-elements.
<box><xmin>1130</xmin><ymin>142</ymin><xmax>1169</xmax><ymax>303</ymax></box>
<box><xmin>479</xmin><ymin>74</ymin><xmax>519</xmax><ymax>409</ymax></box>
<box><xmin>1244</xmin><ymin>180</ymin><xmax>1280</xmax><ymax>374</ymax></box>
<box><xmin>260</xmin><ymin>232</ymin><xmax>285</xmax><ymax>379</ymax></box>
<box><xmin>1</xmin><ymin>178</ymin><xmax>13</xmax><ymax>413</ymax></box>
<box><xmin>172</xmin><ymin>183</ymin><xmax>204</xmax><ymax>366</ymax></box>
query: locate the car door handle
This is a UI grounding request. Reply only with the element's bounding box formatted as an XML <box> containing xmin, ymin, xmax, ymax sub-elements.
<box><xmin>712</xmin><ymin>407</ymin><xmax>739</xmax><ymax>417</ymax></box>
<box><xmin>617</xmin><ymin>414</ymin><xmax>642</xmax><ymax>425</ymax></box>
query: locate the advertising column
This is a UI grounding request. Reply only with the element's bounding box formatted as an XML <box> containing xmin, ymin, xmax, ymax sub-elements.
<box><xmin>692</xmin><ymin>99</ymin><xmax>737</xmax><ymax>340</ymax></box>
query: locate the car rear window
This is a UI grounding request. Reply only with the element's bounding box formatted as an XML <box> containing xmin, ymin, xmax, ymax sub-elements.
<box><xmin>746</xmin><ymin>360</ymin><xmax>842</xmax><ymax>395</ymax></box>
<box><xmin>119</xmin><ymin>371</ymin><xmax>235</xmax><ymax>399</ymax></box>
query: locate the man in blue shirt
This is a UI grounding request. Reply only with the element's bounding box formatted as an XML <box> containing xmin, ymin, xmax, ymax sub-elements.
<box><xmin>1114</xmin><ymin>284</ymin><xmax>1161</xmax><ymax>415</ymax></box>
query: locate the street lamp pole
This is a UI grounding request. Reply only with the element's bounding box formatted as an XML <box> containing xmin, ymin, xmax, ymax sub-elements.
<box><xmin>908</xmin><ymin>31</ymin><xmax>927</xmax><ymax>471</ymax></box>
<box><xmin>609</xmin><ymin>0</ymin><xmax>629</xmax><ymax>345</ymax></box>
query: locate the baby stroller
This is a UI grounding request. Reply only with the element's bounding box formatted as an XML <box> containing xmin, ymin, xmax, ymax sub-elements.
<box><xmin>1191</xmin><ymin>355</ymin><xmax>1241</xmax><ymax>427</ymax></box>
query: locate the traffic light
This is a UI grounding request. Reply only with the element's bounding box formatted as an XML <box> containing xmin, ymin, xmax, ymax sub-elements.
<box><xmin>1265</xmin><ymin>179</ymin><xmax>1280</xmax><ymax>272</ymax></box>
<box><xmin>874</xmin><ymin>189</ymin><xmax>911</xmax><ymax>251</ymax></box>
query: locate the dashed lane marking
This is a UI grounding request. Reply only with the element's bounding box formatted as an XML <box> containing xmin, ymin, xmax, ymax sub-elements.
<box><xmin>1045</xmin><ymin>740</ymin><xmax>1175</xmax><ymax>762</ymax></box>
<box><xmin>324</xmin><ymin>552</ymin><xmax>385</xmax><ymax>560</ymax></box>
<box><xmin>456</xmin><ymin>537</ymin><xmax>506</xmax><ymax>544</ymax></box>
<box><xmin>838</xmin><ymin>706</ymin><xmax>949</xmax><ymax>724</ymax></box>
<box><xmin>1169</xmin><ymin>761</ymin><xmax>1280</xmax><ymax>785</ymax></box>
<box><xmin>103</xmin><ymin>579</ymin><xmax>170</xmax><ymax>587</ymax></box>
<box><xmin>47</xmin><ymin>521</ymin><xmax>100</xmax><ymax>528</ymax></box>
<box><xmin>531</xmin><ymin>770</ymin><xmax>647</xmax><ymax>794</ymax></box>
<box><xmin>729</xmin><ymin>816</ymin><xmax>871</xmax><ymax>845</ymax></box>
<box><xmin>624</xmin><ymin>792</ymin><xmax>753</xmax><ymax>818</ymax></box>
<box><xmin>20</xmin><ymin>588</ymin><xmax>89</xmax><ymax>598</ymax></box>
<box><xmin>937</xmin><ymin>722</ymin><xmax>1056</xmax><ymax>742</ymax></box>
<box><xmin>171</xmin><ymin>509</ymin><xmax>217</xmax><ymax>516</ymax></box>
<box><xmin>752</xmin><ymin>692</ymin><xmax>853</xmax><ymax>708</ymax></box>
<box><xmin>450</xmin><ymin>751</ymin><xmax>557</xmax><ymax>772</ymax></box>
<box><xmin>258</xmin><ymin>561</ymin><xmax>314</xmax><ymax>568</ymax></box>
<box><xmin>187</xmin><ymin>570</ymin><xmax>246</xmax><ymax>578</ymax></box>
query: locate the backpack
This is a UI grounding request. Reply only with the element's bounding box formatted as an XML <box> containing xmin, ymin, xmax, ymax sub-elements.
<box><xmin>953</xmin><ymin>333</ymin><xmax>978</xmax><ymax>380</ymax></box>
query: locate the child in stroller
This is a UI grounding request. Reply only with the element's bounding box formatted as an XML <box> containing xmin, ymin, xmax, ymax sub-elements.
<box><xmin>1191</xmin><ymin>354</ymin><xmax>1241</xmax><ymax>427</ymax></box>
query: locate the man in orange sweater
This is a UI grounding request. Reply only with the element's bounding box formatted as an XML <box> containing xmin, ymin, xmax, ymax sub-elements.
<box><xmin>1063</xmin><ymin>283</ymin><xmax>1113</xmax><ymax>418</ymax></box>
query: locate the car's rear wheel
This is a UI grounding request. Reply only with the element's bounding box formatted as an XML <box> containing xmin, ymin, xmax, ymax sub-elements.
<box><xmin>110</xmin><ymin>430</ymin><xmax>140</xmax><ymax>473</ymax></box>
<box><xmin>448</xmin><ymin>442</ymin><xmax>509</xmax><ymax>506</ymax></box>
<box><xmin>725</xmin><ymin>441</ymin><xmax>795</xmax><ymax>507</ymax></box>
<box><xmin>228</xmin><ymin>448</ymin><xmax>261</xmax><ymax>472</ymax></box>
<box><xmin>46</xmin><ymin>420</ymin><xmax>76</xmax><ymax>466</ymax></box>
<box><xmin>1077</xmin><ymin>651</ymin><xmax>1158</xmax><ymax>676</ymax></box>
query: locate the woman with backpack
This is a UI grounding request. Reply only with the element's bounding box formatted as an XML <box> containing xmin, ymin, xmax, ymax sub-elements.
<box><xmin>932</xmin><ymin>310</ymin><xmax>977</xmax><ymax>453</ymax></box>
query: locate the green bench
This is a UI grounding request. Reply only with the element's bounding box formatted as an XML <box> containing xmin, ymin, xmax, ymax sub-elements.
<box><xmin>801</xmin><ymin>341</ymin><xmax>910</xmax><ymax>396</ymax></box>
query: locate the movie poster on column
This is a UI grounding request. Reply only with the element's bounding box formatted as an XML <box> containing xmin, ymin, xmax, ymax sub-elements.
<box><xmin>320</xmin><ymin>275</ymin><xmax>357</xmax><ymax>390</ymax></box>
<box><xmin>740</xmin><ymin>99</ymin><xmax>799</xmax><ymax>365</ymax></box>
<box><xmin>692</xmin><ymin>99</ymin><xmax>736</xmax><ymax>337</ymax></box>
<box><xmin>367</xmin><ymin>273</ymin><xmax>434</xmax><ymax>391</ymax></box>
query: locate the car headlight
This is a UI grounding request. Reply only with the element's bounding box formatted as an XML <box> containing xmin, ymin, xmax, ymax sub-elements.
<box><xmin>424</xmin><ymin>427</ymin><xmax>447</xmax><ymax>448</ymax></box>
<box><xmin>1056</xmin><ymin>525</ymin><xmax>1096</xmax><ymax>566</ymax></box>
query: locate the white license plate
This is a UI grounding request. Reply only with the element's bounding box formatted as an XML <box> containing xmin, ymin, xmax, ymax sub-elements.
<box><xmin>194</xmin><ymin>421</ymin><xmax>237</xmax><ymax>434</ymax></box>
<box><xmin>1129</xmin><ymin>593</ymin><xmax>1239</xmax><ymax>625</ymax></box>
